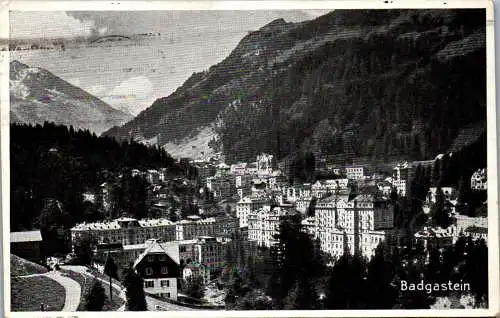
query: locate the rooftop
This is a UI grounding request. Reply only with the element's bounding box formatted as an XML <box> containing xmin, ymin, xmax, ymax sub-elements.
<box><xmin>11</xmin><ymin>230</ymin><xmax>42</xmax><ymax>243</ymax></box>
<box><xmin>133</xmin><ymin>240</ymin><xmax>180</xmax><ymax>268</ymax></box>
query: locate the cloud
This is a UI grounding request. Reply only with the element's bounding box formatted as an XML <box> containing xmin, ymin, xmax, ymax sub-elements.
<box><xmin>10</xmin><ymin>10</ymin><xmax>332</xmax><ymax>40</ymax></box>
<box><xmin>102</xmin><ymin>76</ymin><xmax>154</xmax><ymax>115</ymax></box>
<box><xmin>9</xmin><ymin>11</ymin><xmax>93</xmax><ymax>39</ymax></box>
<box><xmin>66</xmin><ymin>10</ymin><xmax>332</xmax><ymax>38</ymax></box>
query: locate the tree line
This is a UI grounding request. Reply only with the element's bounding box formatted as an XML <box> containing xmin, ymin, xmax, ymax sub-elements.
<box><xmin>11</xmin><ymin>122</ymin><xmax>183</xmax><ymax>256</ymax></box>
<box><xmin>224</xmin><ymin>215</ymin><xmax>488</xmax><ymax>309</ymax></box>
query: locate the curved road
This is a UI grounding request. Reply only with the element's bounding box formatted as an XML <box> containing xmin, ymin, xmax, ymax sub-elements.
<box><xmin>61</xmin><ymin>265</ymin><xmax>196</xmax><ymax>311</ymax></box>
<box><xmin>46</xmin><ymin>271</ymin><xmax>81</xmax><ymax>311</ymax></box>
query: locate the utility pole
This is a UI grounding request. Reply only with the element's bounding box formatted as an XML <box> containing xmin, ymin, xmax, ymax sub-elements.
<box><xmin>105</xmin><ymin>250</ymin><xmax>113</xmax><ymax>301</ymax></box>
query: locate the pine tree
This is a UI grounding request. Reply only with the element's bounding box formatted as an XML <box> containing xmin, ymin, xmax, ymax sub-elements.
<box><xmin>269</xmin><ymin>214</ymin><xmax>327</xmax><ymax>308</ymax></box>
<box><xmin>463</xmin><ymin>239</ymin><xmax>488</xmax><ymax>308</ymax></box>
<box><xmin>183</xmin><ymin>275</ymin><xmax>205</xmax><ymax>299</ymax></box>
<box><xmin>283</xmin><ymin>277</ymin><xmax>318</xmax><ymax>309</ymax></box>
<box><xmin>325</xmin><ymin>253</ymin><xmax>367</xmax><ymax>309</ymax></box>
<box><xmin>123</xmin><ymin>269</ymin><xmax>148</xmax><ymax>311</ymax></box>
<box><xmin>84</xmin><ymin>279</ymin><xmax>106</xmax><ymax>311</ymax></box>
<box><xmin>431</xmin><ymin>187</ymin><xmax>451</xmax><ymax>228</ymax></box>
<box><xmin>397</xmin><ymin>259</ymin><xmax>435</xmax><ymax>309</ymax></box>
<box><xmin>365</xmin><ymin>243</ymin><xmax>397</xmax><ymax>309</ymax></box>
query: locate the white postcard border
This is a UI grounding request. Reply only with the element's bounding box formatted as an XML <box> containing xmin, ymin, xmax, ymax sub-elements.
<box><xmin>1</xmin><ymin>1</ymin><xmax>498</xmax><ymax>317</ymax></box>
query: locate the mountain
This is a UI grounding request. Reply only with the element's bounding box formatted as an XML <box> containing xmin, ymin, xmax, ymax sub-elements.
<box><xmin>10</xmin><ymin>60</ymin><xmax>133</xmax><ymax>135</ymax></box>
<box><xmin>103</xmin><ymin>9</ymin><xmax>486</xmax><ymax>164</ymax></box>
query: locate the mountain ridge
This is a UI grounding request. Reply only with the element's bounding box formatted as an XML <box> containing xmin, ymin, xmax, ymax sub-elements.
<box><xmin>103</xmin><ymin>9</ymin><xmax>486</xmax><ymax>163</ymax></box>
<box><xmin>10</xmin><ymin>60</ymin><xmax>133</xmax><ymax>135</ymax></box>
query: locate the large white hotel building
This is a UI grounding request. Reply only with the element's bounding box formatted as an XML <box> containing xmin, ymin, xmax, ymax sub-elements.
<box><xmin>70</xmin><ymin>215</ymin><xmax>238</xmax><ymax>251</ymax></box>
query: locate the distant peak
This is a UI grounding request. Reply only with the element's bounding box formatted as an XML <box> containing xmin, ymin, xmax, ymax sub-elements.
<box><xmin>10</xmin><ymin>60</ymin><xmax>28</xmax><ymax>68</ymax></box>
<box><xmin>261</xmin><ymin>18</ymin><xmax>288</xmax><ymax>30</ymax></box>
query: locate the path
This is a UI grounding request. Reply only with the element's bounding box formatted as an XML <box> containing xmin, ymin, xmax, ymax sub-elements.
<box><xmin>19</xmin><ymin>271</ymin><xmax>81</xmax><ymax>311</ymax></box>
<box><xmin>61</xmin><ymin>265</ymin><xmax>196</xmax><ymax>311</ymax></box>
<box><xmin>61</xmin><ymin>265</ymin><xmax>126</xmax><ymax>311</ymax></box>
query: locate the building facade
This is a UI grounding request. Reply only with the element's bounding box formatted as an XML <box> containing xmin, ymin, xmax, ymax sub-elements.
<box><xmin>236</xmin><ymin>196</ymin><xmax>269</xmax><ymax>228</ymax></box>
<box><xmin>471</xmin><ymin>168</ymin><xmax>487</xmax><ymax>190</ymax></box>
<box><xmin>71</xmin><ymin>215</ymin><xmax>238</xmax><ymax>252</ymax></box>
<box><xmin>248</xmin><ymin>206</ymin><xmax>294</xmax><ymax>248</ymax></box>
<box><xmin>10</xmin><ymin>230</ymin><xmax>43</xmax><ymax>264</ymax></box>
<box><xmin>345</xmin><ymin>166</ymin><xmax>364</xmax><ymax>180</ymax></box>
<box><xmin>312</xmin><ymin>194</ymin><xmax>393</xmax><ymax>260</ymax></box>
<box><xmin>133</xmin><ymin>240</ymin><xmax>180</xmax><ymax>300</ymax></box>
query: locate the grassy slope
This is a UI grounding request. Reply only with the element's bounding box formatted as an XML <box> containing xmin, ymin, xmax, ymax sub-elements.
<box><xmin>11</xmin><ymin>276</ymin><xmax>65</xmax><ymax>311</ymax></box>
<box><xmin>10</xmin><ymin>254</ymin><xmax>48</xmax><ymax>277</ymax></box>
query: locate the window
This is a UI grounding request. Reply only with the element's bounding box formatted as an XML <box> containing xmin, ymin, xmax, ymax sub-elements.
<box><xmin>161</xmin><ymin>280</ymin><xmax>170</xmax><ymax>287</ymax></box>
<box><xmin>144</xmin><ymin>280</ymin><xmax>154</xmax><ymax>288</ymax></box>
<box><xmin>161</xmin><ymin>266</ymin><xmax>168</xmax><ymax>274</ymax></box>
<box><xmin>145</xmin><ymin>267</ymin><xmax>153</xmax><ymax>276</ymax></box>
<box><xmin>167</xmin><ymin>293</ymin><xmax>171</xmax><ymax>298</ymax></box>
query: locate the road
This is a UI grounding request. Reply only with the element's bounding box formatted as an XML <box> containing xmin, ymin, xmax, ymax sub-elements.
<box><xmin>20</xmin><ymin>271</ymin><xmax>81</xmax><ymax>311</ymax></box>
<box><xmin>61</xmin><ymin>265</ymin><xmax>196</xmax><ymax>311</ymax></box>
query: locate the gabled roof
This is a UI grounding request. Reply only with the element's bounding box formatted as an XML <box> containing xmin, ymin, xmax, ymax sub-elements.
<box><xmin>10</xmin><ymin>230</ymin><xmax>42</xmax><ymax>243</ymax></box>
<box><xmin>132</xmin><ymin>240</ymin><xmax>180</xmax><ymax>269</ymax></box>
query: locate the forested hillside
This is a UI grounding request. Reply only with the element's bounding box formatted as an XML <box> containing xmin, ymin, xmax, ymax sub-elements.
<box><xmin>104</xmin><ymin>9</ymin><xmax>486</xmax><ymax>164</ymax></box>
<box><xmin>10</xmin><ymin>122</ymin><xmax>180</xmax><ymax>233</ymax></box>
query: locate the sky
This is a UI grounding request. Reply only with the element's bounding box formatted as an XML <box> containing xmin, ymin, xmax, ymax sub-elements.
<box><xmin>9</xmin><ymin>10</ymin><xmax>333</xmax><ymax>116</ymax></box>
<box><xmin>10</xmin><ymin>10</ymin><xmax>332</xmax><ymax>39</ymax></box>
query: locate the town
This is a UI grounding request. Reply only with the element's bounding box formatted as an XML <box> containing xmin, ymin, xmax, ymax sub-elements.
<box><xmin>11</xmin><ymin>149</ymin><xmax>488</xmax><ymax>310</ymax></box>
<box><xmin>7</xmin><ymin>8</ymin><xmax>490</xmax><ymax>313</ymax></box>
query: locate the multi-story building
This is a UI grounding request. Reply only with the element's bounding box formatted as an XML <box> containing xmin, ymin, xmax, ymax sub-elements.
<box><xmin>195</xmin><ymin>164</ymin><xmax>216</xmax><ymax>183</ymax></box>
<box><xmin>267</xmin><ymin>174</ymin><xmax>287</xmax><ymax>190</ymax></box>
<box><xmin>392</xmin><ymin>179</ymin><xmax>409</xmax><ymax>197</ymax></box>
<box><xmin>426</xmin><ymin>187</ymin><xmax>456</xmax><ymax>203</ymax></box>
<box><xmin>235</xmin><ymin>174</ymin><xmax>253</xmax><ymax>188</ymax></box>
<box><xmin>463</xmin><ymin>226</ymin><xmax>488</xmax><ymax>242</ymax></box>
<box><xmin>414</xmin><ymin>227</ymin><xmax>455</xmax><ymax>251</ymax></box>
<box><xmin>71</xmin><ymin>215</ymin><xmax>238</xmax><ymax>252</ymax></box>
<box><xmin>71</xmin><ymin>217</ymin><xmax>177</xmax><ymax>252</ymax></box>
<box><xmin>183</xmin><ymin>263</ymin><xmax>211</xmax><ymax>285</ymax></box>
<box><xmin>284</xmin><ymin>184</ymin><xmax>312</xmax><ymax>203</ymax></box>
<box><xmin>345</xmin><ymin>166</ymin><xmax>364</xmax><ymax>180</ymax></box>
<box><xmin>296</xmin><ymin>197</ymin><xmax>314</xmax><ymax>215</ymax></box>
<box><xmin>312</xmin><ymin>194</ymin><xmax>393</xmax><ymax>260</ymax></box>
<box><xmin>256</xmin><ymin>153</ymin><xmax>274</xmax><ymax>176</ymax></box>
<box><xmin>215</xmin><ymin>163</ymin><xmax>231</xmax><ymax>176</ymax></box>
<box><xmin>311</xmin><ymin>179</ymin><xmax>349</xmax><ymax>198</ymax></box>
<box><xmin>146</xmin><ymin>169</ymin><xmax>161</xmax><ymax>184</ymax></box>
<box><xmin>175</xmin><ymin>215</ymin><xmax>238</xmax><ymax>241</ymax></box>
<box><xmin>206</xmin><ymin>175</ymin><xmax>235</xmax><ymax>199</ymax></box>
<box><xmin>100</xmin><ymin>182</ymin><xmax>114</xmax><ymax>219</ymax></box>
<box><xmin>455</xmin><ymin>214</ymin><xmax>488</xmax><ymax>230</ymax></box>
<box><xmin>471</xmin><ymin>168</ymin><xmax>487</xmax><ymax>190</ymax></box>
<box><xmin>236</xmin><ymin>196</ymin><xmax>269</xmax><ymax>228</ymax></box>
<box><xmin>237</xmin><ymin>186</ymin><xmax>252</xmax><ymax>199</ymax></box>
<box><xmin>392</xmin><ymin>163</ymin><xmax>411</xmax><ymax>197</ymax></box>
<box><xmin>133</xmin><ymin>239</ymin><xmax>180</xmax><ymax>300</ymax></box>
<box><xmin>248</xmin><ymin>205</ymin><xmax>295</xmax><ymax>248</ymax></box>
<box><xmin>94</xmin><ymin>236</ymin><xmax>231</xmax><ymax>281</ymax></box>
<box><xmin>230</xmin><ymin>162</ymin><xmax>248</xmax><ymax>175</ymax></box>
<box><xmin>377</xmin><ymin>181</ymin><xmax>393</xmax><ymax>196</ymax></box>
<box><xmin>301</xmin><ymin>217</ymin><xmax>316</xmax><ymax>236</ymax></box>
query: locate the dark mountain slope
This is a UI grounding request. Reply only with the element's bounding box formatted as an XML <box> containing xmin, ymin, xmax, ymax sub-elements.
<box><xmin>104</xmin><ymin>9</ymin><xmax>486</xmax><ymax>164</ymax></box>
<box><xmin>10</xmin><ymin>60</ymin><xmax>133</xmax><ymax>135</ymax></box>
